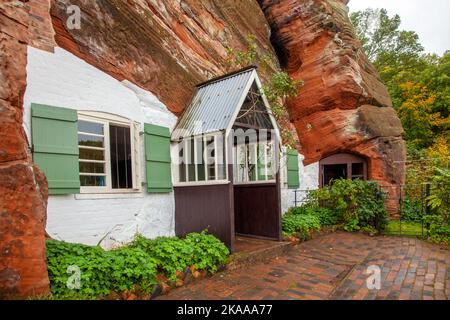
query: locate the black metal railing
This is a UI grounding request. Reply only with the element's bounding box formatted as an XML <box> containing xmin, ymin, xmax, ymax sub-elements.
<box><xmin>292</xmin><ymin>182</ymin><xmax>449</xmax><ymax>239</ymax></box>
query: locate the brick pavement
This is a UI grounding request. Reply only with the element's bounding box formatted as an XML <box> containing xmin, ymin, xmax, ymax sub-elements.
<box><xmin>158</xmin><ymin>232</ymin><xmax>450</xmax><ymax>300</ymax></box>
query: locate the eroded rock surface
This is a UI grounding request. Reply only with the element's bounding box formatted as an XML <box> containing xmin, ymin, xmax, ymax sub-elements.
<box><xmin>0</xmin><ymin>0</ymin><xmax>51</xmax><ymax>298</ymax></box>
<box><xmin>259</xmin><ymin>0</ymin><xmax>406</xmax><ymax>194</ymax></box>
<box><xmin>50</xmin><ymin>0</ymin><xmax>279</xmax><ymax>114</ymax></box>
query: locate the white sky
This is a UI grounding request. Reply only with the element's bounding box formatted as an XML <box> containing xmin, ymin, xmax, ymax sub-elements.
<box><xmin>348</xmin><ymin>0</ymin><xmax>450</xmax><ymax>55</ymax></box>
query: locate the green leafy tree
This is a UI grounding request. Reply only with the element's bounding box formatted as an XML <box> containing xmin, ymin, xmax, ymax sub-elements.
<box><xmin>350</xmin><ymin>8</ymin><xmax>424</xmax><ymax>65</ymax></box>
<box><xmin>351</xmin><ymin>8</ymin><xmax>449</xmax><ymax>152</ymax></box>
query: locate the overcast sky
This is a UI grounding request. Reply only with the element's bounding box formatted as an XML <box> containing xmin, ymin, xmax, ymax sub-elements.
<box><xmin>348</xmin><ymin>0</ymin><xmax>450</xmax><ymax>55</ymax></box>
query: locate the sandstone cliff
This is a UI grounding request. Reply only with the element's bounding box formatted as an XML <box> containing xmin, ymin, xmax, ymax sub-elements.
<box><xmin>51</xmin><ymin>0</ymin><xmax>279</xmax><ymax>114</ymax></box>
<box><xmin>0</xmin><ymin>0</ymin><xmax>51</xmax><ymax>297</ymax></box>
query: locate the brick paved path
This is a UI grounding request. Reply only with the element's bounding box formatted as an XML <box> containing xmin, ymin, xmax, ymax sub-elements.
<box><xmin>159</xmin><ymin>232</ymin><xmax>450</xmax><ymax>300</ymax></box>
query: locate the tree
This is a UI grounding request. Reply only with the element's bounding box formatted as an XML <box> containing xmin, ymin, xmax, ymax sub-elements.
<box><xmin>351</xmin><ymin>8</ymin><xmax>449</xmax><ymax>153</ymax></box>
<box><xmin>350</xmin><ymin>8</ymin><xmax>424</xmax><ymax>64</ymax></box>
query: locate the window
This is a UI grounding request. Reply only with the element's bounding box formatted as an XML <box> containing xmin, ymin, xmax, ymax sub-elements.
<box><xmin>78</xmin><ymin>113</ymin><xmax>139</xmax><ymax>193</ymax></box>
<box><xmin>176</xmin><ymin>133</ymin><xmax>227</xmax><ymax>184</ymax></box>
<box><xmin>234</xmin><ymin>141</ymin><xmax>275</xmax><ymax>184</ymax></box>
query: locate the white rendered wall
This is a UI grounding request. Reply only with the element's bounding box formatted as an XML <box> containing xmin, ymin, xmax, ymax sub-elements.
<box><xmin>279</xmin><ymin>147</ymin><xmax>319</xmax><ymax>215</ymax></box>
<box><xmin>23</xmin><ymin>47</ymin><xmax>178</xmax><ymax>248</ymax></box>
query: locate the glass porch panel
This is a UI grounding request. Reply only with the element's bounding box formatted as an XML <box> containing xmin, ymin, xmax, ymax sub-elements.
<box><xmin>206</xmin><ymin>136</ymin><xmax>216</xmax><ymax>180</ymax></box>
<box><xmin>216</xmin><ymin>134</ymin><xmax>226</xmax><ymax>180</ymax></box>
<box><xmin>247</xmin><ymin>143</ymin><xmax>257</xmax><ymax>181</ymax></box>
<box><xmin>266</xmin><ymin>142</ymin><xmax>275</xmax><ymax>180</ymax></box>
<box><xmin>178</xmin><ymin>140</ymin><xmax>186</xmax><ymax>182</ymax></box>
<box><xmin>187</xmin><ymin>138</ymin><xmax>195</xmax><ymax>182</ymax></box>
<box><xmin>195</xmin><ymin>137</ymin><xmax>206</xmax><ymax>181</ymax></box>
<box><xmin>235</xmin><ymin>144</ymin><xmax>247</xmax><ymax>183</ymax></box>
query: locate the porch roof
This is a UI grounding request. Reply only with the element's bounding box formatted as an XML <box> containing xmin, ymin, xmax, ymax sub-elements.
<box><xmin>171</xmin><ymin>66</ymin><xmax>257</xmax><ymax>141</ymax></box>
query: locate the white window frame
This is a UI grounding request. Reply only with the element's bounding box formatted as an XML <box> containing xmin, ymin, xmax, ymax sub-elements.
<box><xmin>174</xmin><ymin>132</ymin><xmax>229</xmax><ymax>187</ymax></box>
<box><xmin>78</xmin><ymin>111</ymin><xmax>141</xmax><ymax>194</ymax></box>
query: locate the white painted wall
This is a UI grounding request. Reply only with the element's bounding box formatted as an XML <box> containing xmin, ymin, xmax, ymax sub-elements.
<box><xmin>23</xmin><ymin>46</ymin><xmax>319</xmax><ymax>247</ymax></box>
<box><xmin>23</xmin><ymin>47</ymin><xmax>178</xmax><ymax>248</ymax></box>
<box><xmin>279</xmin><ymin>147</ymin><xmax>319</xmax><ymax>215</ymax></box>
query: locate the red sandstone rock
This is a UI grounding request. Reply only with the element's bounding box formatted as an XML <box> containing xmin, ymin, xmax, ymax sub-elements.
<box><xmin>49</xmin><ymin>0</ymin><xmax>279</xmax><ymax>114</ymax></box>
<box><xmin>259</xmin><ymin>0</ymin><xmax>406</xmax><ymax>193</ymax></box>
<box><xmin>0</xmin><ymin>1</ymin><xmax>50</xmax><ymax>298</ymax></box>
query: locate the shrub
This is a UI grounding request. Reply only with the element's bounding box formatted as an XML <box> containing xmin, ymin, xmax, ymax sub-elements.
<box><xmin>184</xmin><ymin>232</ymin><xmax>230</xmax><ymax>273</ymax></box>
<box><xmin>282</xmin><ymin>213</ymin><xmax>321</xmax><ymax>240</ymax></box>
<box><xmin>425</xmin><ymin>215</ymin><xmax>450</xmax><ymax>245</ymax></box>
<box><xmin>131</xmin><ymin>236</ymin><xmax>193</xmax><ymax>280</ymax></box>
<box><xmin>287</xmin><ymin>205</ymin><xmax>338</xmax><ymax>226</ymax></box>
<box><xmin>130</xmin><ymin>231</ymin><xmax>229</xmax><ymax>279</ymax></box>
<box><xmin>46</xmin><ymin>231</ymin><xmax>229</xmax><ymax>299</ymax></box>
<box><xmin>309</xmin><ymin>179</ymin><xmax>388</xmax><ymax>233</ymax></box>
<box><xmin>46</xmin><ymin>240</ymin><xmax>157</xmax><ymax>298</ymax></box>
<box><xmin>400</xmin><ymin>197</ymin><xmax>424</xmax><ymax>222</ymax></box>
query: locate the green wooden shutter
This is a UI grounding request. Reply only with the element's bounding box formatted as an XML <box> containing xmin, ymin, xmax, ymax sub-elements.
<box><xmin>287</xmin><ymin>149</ymin><xmax>300</xmax><ymax>189</ymax></box>
<box><xmin>144</xmin><ymin>123</ymin><xmax>172</xmax><ymax>193</ymax></box>
<box><xmin>31</xmin><ymin>103</ymin><xmax>80</xmax><ymax>195</ymax></box>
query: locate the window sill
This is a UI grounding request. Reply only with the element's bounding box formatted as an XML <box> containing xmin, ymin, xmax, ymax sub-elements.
<box><xmin>173</xmin><ymin>180</ymin><xmax>230</xmax><ymax>187</ymax></box>
<box><xmin>75</xmin><ymin>191</ymin><xmax>143</xmax><ymax>200</ymax></box>
<box><xmin>234</xmin><ymin>180</ymin><xmax>276</xmax><ymax>186</ymax></box>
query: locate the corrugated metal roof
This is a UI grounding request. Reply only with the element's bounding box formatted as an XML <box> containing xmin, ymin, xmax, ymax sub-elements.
<box><xmin>172</xmin><ymin>67</ymin><xmax>256</xmax><ymax>140</ymax></box>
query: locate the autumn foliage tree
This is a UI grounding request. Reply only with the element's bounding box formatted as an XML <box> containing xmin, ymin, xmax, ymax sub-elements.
<box><xmin>351</xmin><ymin>9</ymin><xmax>449</xmax><ymax>156</ymax></box>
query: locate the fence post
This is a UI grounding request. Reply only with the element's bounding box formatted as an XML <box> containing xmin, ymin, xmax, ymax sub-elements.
<box><xmin>425</xmin><ymin>183</ymin><xmax>431</xmax><ymax>239</ymax></box>
<box><xmin>399</xmin><ymin>185</ymin><xmax>403</xmax><ymax>235</ymax></box>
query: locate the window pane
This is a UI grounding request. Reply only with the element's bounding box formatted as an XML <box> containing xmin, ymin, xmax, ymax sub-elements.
<box><xmin>206</xmin><ymin>136</ymin><xmax>215</xmax><ymax>180</ymax></box>
<box><xmin>248</xmin><ymin>144</ymin><xmax>257</xmax><ymax>181</ymax></box>
<box><xmin>196</xmin><ymin>137</ymin><xmax>205</xmax><ymax>181</ymax></box>
<box><xmin>266</xmin><ymin>142</ymin><xmax>275</xmax><ymax>180</ymax></box>
<box><xmin>178</xmin><ymin>141</ymin><xmax>186</xmax><ymax>182</ymax></box>
<box><xmin>78</xmin><ymin>120</ymin><xmax>104</xmax><ymax>135</ymax></box>
<box><xmin>79</xmin><ymin>148</ymin><xmax>105</xmax><ymax>161</ymax></box>
<box><xmin>80</xmin><ymin>162</ymin><xmax>105</xmax><ymax>174</ymax></box>
<box><xmin>78</xmin><ymin>134</ymin><xmax>104</xmax><ymax>148</ymax></box>
<box><xmin>217</xmin><ymin>135</ymin><xmax>226</xmax><ymax>180</ymax></box>
<box><xmin>110</xmin><ymin>125</ymin><xmax>133</xmax><ymax>189</ymax></box>
<box><xmin>80</xmin><ymin>175</ymin><xmax>106</xmax><ymax>187</ymax></box>
<box><xmin>352</xmin><ymin>163</ymin><xmax>364</xmax><ymax>180</ymax></box>
<box><xmin>236</xmin><ymin>144</ymin><xmax>246</xmax><ymax>183</ymax></box>
<box><xmin>257</xmin><ymin>143</ymin><xmax>266</xmax><ymax>181</ymax></box>
<box><xmin>188</xmin><ymin>139</ymin><xmax>195</xmax><ymax>182</ymax></box>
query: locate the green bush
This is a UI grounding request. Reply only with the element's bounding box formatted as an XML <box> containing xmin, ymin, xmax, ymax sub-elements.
<box><xmin>282</xmin><ymin>213</ymin><xmax>321</xmax><ymax>240</ymax></box>
<box><xmin>46</xmin><ymin>240</ymin><xmax>158</xmax><ymax>298</ymax></box>
<box><xmin>400</xmin><ymin>197</ymin><xmax>424</xmax><ymax>222</ymax></box>
<box><xmin>287</xmin><ymin>205</ymin><xmax>338</xmax><ymax>226</ymax></box>
<box><xmin>184</xmin><ymin>232</ymin><xmax>230</xmax><ymax>273</ymax></box>
<box><xmin>425</xmin><ymin>215</ymin><xmax>450</xmax><ymax>245</ymax></box>
<box><xmin>46</xmin><ymin>231</ymin><xmax>229</xmax><ymax>299</ymax></box>
<box><xmin>310</xmin><ymin>179</ymin><xmax>388</xmax><ymax>233</ymax></box>
<box><xmin>130</xmin><ymin>231</ymin><xmax>229</xmax><ymax>278</ymax></box>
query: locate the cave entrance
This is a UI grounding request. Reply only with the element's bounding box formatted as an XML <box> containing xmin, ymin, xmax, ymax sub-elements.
<box><xmin>319</xmin><ymin>153</ymin><xmax>368</xmax><ymax>187</ymax></box>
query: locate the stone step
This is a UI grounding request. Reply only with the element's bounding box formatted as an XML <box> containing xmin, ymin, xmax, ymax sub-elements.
<box><xmin>227</xmin><ymin>237</ymin><xmax>294</xmax><ymax>271</ymax></box>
